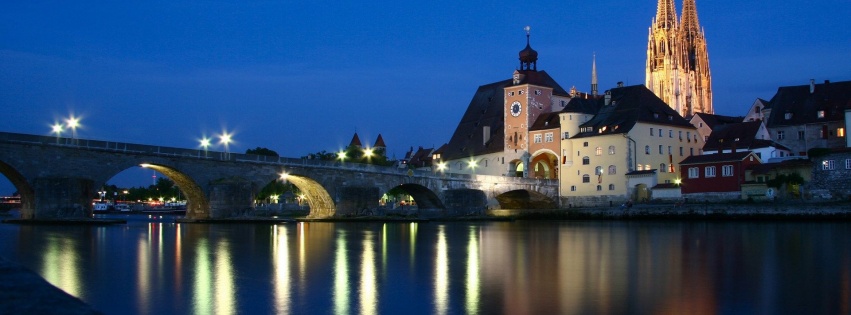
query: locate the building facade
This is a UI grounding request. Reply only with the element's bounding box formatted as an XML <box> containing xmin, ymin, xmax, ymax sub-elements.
<box><xmin>646</xmin><ymin>0</ymin><xmax>713</xmax><ymax>117</ymax></box>
<box><xmin>680</xmin><ymin>151</ymin><xmax>762</xmax><ymax>200</ymax></box>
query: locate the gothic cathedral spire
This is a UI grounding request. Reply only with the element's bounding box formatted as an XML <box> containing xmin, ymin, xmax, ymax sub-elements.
<box><xmin>591</xmin><ymin>53</ymin><xmax>598</xmax><ymax>96</ymax></box>
<box><xmin>646</xmin><ymin>0</ymin><xmax>713</xmax><ymax>117</ymax></box>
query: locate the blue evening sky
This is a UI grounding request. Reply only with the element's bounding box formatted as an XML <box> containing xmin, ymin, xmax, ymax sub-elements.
<box><xmin>1</xmin><ymin>0</ymin><xmax>850</xmax><ymax>193</ymax></box>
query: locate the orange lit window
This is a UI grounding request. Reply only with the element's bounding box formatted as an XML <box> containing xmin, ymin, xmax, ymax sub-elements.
<box><xmin>838</xmin><ymin>128</ymin><xmax>846</xmax><ymax>137</ymax></box>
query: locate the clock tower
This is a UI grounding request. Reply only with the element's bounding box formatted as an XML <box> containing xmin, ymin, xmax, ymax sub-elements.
<box><xmin>504</xmin><ymin>26</ymin><xmax>554</xmax><ymax>176</ymax></box>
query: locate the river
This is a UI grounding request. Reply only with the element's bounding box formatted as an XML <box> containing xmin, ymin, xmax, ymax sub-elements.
<box><xmin>0</xmin><ymin>215</ymin><xmax>849</xmax><ymax>314</ymax></box>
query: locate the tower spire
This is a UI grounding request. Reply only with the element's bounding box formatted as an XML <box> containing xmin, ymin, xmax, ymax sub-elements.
<box><xmin>680</xmin><ymin>0</ymin><xmax>701</xmax><ymax>33</ymax></box>
<box><xmin>591</xmin><ymin>53</ymin><xmax>598</xmax><ymax>96</ymax></box>
<box><xmin>655</xmin><ymin>0</ymin><xmax>678</xmax><ymax>29</ymax></box>
<box><xmin>518</xmin><ymin>26</ymin><xmax>538</xmax><ymax>71</ymax></box>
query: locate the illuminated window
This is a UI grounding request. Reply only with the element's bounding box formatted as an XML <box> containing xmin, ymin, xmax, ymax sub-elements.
<box><xmin>822</xmin><ymin>160</ymin><xmax>835</xmax><ymax>170</ymax></box>
<box><xmin>645</xmin><ymin>164</ymin><xmax>651</xmax><ymax>170</ymax></box>
<box><xmin>595</xmin><ymin>146</ymin><xmax>602</xmax><ymax>156</ymax></box>
<box><xmin>705</xmin><ymin>166</ymin><xmax>716</xmax><ymax>177</ymax></box>
<box><xmin>818</xmin><ymin>110</ymin><xmax>825</xmax><ymax>118</ymax></box>
<box><xmin>839</xmin><ymin>128</ymin><xmax>846</xmax><ymax>137</ymax></box>
<box><xmin>595</xmin><ymin>166</ymin><xmax>603</xmax><ymax>175</ymax></box>
<box><xmin>637</xmin><ymin>165</ymin><xmax>644</xmax><ymax>171</ymax></box>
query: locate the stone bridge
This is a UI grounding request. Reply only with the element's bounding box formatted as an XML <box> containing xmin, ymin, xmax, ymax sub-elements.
<box><xmin>0</xmin><ymin>132</ymin><xmax>558</xmax><ymax>220</ymax></box>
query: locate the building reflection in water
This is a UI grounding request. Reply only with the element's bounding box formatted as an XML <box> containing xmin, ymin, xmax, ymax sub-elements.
<box><xmin>272</xmin><ymin>225</ymin><xmax>291</xmax><ymax>313</ymax></box>
<box><xmin>434</xmin><ymin>225</ymin><xmax>448</xmax><ymax>315</ymax></box>
<box><xmin>465</xmin><ymin>226</ymin><xmax>480</xmax><ymax>314</ymax></box>
<box><xmin>360</xmin><ymin>231</ymin><xmax>377</xmax><ymax>315</ymax></box>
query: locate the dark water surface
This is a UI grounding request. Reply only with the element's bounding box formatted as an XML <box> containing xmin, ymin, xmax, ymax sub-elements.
<box><xmin>0</xmin><ymin>215</ymin><xmax>849</xmax><ymax>314</ymax></box>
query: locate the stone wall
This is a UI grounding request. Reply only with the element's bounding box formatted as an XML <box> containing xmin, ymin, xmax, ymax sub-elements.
<box><xmin>807</xmin><ymin>150</ymin><xmax>851</xmax><ymax>200</ymax></box>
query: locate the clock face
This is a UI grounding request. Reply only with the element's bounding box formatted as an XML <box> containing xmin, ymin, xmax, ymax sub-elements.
<box><xmin>510</xmin><ymin>101</ymin><xmax>522</xmax><ymax>117</ymax></box>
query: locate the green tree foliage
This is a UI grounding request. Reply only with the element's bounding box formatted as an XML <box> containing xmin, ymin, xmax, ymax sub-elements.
<box><xmin>246</xmin><ymin>147</ymin><xmax>279</xmax><ymax>157</ymax></box>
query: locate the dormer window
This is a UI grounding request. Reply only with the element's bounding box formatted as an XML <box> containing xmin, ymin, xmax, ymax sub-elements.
<box><xmin>818</xmin><ymin>110</ymin><xmax>825</xmax><ymax>118</ymax></box>
<box><xmin>755</xmin><ymin>106</ymin><xmax>761</xmax><ymax>113</ymax></box>
<box><xmin>668</xmin><ymin>115</ymin><xmax>673</xmax><ymax>121</ymax></box>
<box><xmin>785</xmin><ymin>112</ymin><xmax>793</xmax><ymax>120</ymax></box>
<box><xmin>654</xmin><ymin>113</ymin><xmax>659</xmax><ymax>119</ymax></box>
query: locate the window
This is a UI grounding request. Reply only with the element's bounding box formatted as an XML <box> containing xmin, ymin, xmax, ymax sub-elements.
<box><xmin>785</xmin><ymin>113</ymin><xmax>792</xmax><ymax>120</ymax></box>
<box><xmin>755</xmin><ymin>106</ymin><xmax>761</xmax><ymax>113</ymax></box>
<box><xmin>582</xmin><ymin>174</ymin><xmax>590</xmax><ymax>183</ymax></box>
<box><xmin>839</xmin><ymin>128</ymin><xmax>846</xmax><ymax>138</ymax></box>
<box><xmin>690</xmin><ymin>148</ymin><xmax>694</xmax><ymax>156</ymax></box>
<box><xmin>608</xmin><ymin>184</ymin><xmax>615</xmax><ymax>191</ymax></box>
<box><xmin>679</xmin><ymin>147</ymin><xmax>684</xmax><ymax>156</ymax></box>
<box><xmin>694</xmin><ymin>134</ymin><xmax>698</xmax><ymax>142</ymax></box>
<box><xmin>608</xmin><ymin>145</ymin><xmax>616</xmax><ymax>155</ymax></box>
<box><xmin>798</xmin><ymin>130</ymin><xmax>805</xmax><ymax>140</ymax></box>
<box><xmin>688</xmin><ymin>167</ymin><xmax>699</xmax><ymax>178</ymax></box>
<box><xmin>593</xmin><ymin>146</ymin><xmax>602</xmax><ymax>156</ymax></box>
<box><xmin>582</xmin><ymin>156</ymin><xmax>590</xmax><ymax>165</ymax></box>
<box><xmin>722</xmin><ymin>165</ymin><xmax>734</xmax><ymax>177</ymax></box>
<box><xmin>562</xmin><ymin>132</ymin><xmax>570</xmax><ymax>139</ymax></box>
<box><xmin>533</xmin><ymin>134</ymin><xmax>542</xmax><ymax>143</ymax></box>
<box><xmin>595</xmin><ymin>166</ymin><xmax>603</xmax><ymax>175</ymax></box>
<box><xmin>821</xmin><ymin>126</ymin><xmax>827</xmax><ymax>139</ymax></box>
<box><xmin>669</xmin><ymin>130</ymin><xmax>673</xmax><ymax>138</ymax></box>
<box><xmin>650</xmin><ymin>128</ymin><xmax>654</xmax><ymax>136</ymax></box>
<box><xmin>660</xmin><ymin>163</ymin><xmax>667</xmax><ymax>173</ymax></box>
<box><xmin>705</xmin><ymin>166</ymin><xmax>716</xmax><ymax>177</ymax></box>
<box><xmin>608</xmin><ymin>165</ymin><xmax>616</xmax><ymax>175</ymax></box>
<box><xmin>659</xmin><ymin>129</ymin><xmax>663</xmax><ymax>137</ymax></box>
<box><xmin>535</xmin><ymin>89</ymin><xmax>542</xmax><ymax>95</ymax></box>
<box><xmin>668</xmin><ymin>146</ymin><xmax>672</xmax><ymax>155</ymax></box>
<box><xmin>645</xmin><ymin>145</ymin><xmax>650</xmax><ymax>154</ymax></box>
<box><xmin>678</xmin><ymin>131</ymin><xmax>683</xmax><ymax>140</ymax></box>
<box><xmin>645</xmin><ymin>164</ymin><xmax>651</xmax><ymax>171</ymax></box>
<box><xmin>818</xmin><ymin>110</ymin><xmax>825</xmax><ymax>118</ymax></box>
<box><xmin>704</xmin><ymin>135</ymin><xmax>709</xmax><ymax>142</ymax></box>
<box><xmin>544</xmin><ymin>133</ymin><xmax>553</xmax><ymax>142</ymax></box>
<box><xmin>822</xmin><ymin>160</ymin><xmax>835</xmax><ymax>170</ymax></box>
<box><xmin>637</xmin><ymin>165</ymin><xmax>644</xmax><ymax>171</ymax></box>
<box><xmin>846</xmin><ymin>159</ymin><xmax>851</xmax><ymax>169</ymax></box>
<box><xmin>659</xmin><ymin>145</ymin><xmax>663</xmax><ymax>154</ymax></box>
<box><xmin>699</xmin><ymin>122</ymin><xmax>704</xmax><ymax>128</ymax></box>
<box><xmin>570</xmin><ymin>185</ymin><xmax>577</xmax><ymax>191</ymax></box>
<box><xmin>777</xmin><ymin>131</ymin><xmax>785</xmax><ymax>140</ymax></box>
<box><xmin>686</xmin><ymin>132</ymin><xmax>691</xmax><ymax>142</ymax></box>
<box><xmin>583</xmin><ymin>142</ymin><xmax>589</xmax><ymax>147</ymax></box>
<box><xmin>596</xmin><ymin>185</ymin><xmax>602</xmax><ymax>191</ymax></box>
<box><xmin>508</xmin><ymin>91</ymin><xmax>515</xmax><ymax>96</ymax></box>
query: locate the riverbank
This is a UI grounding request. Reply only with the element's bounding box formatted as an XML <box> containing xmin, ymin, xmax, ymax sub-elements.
<box><xmin>0</xmin><ymin>258</ymin><xmax>100</xmax><ymax>314</ymax></box>
<box><xmin>490</xmin><ymin>201</ymin><xmax>851</xmax><ymax>220</ymax></box>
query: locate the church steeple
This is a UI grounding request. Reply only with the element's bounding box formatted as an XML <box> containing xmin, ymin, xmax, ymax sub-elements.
<box><xmin>591</xmin><ymin>53</ymin><xmax>598</xmax><ymax>96</ymax></box>
<box><xmin>680</xmin><ymin>0</ymin><xmax>701</xmax><ymax>34</ymax></box>
<box><xmin>518</xmin><ymin>26</ymin><xmax>538</xmax><ymax>71</ymax></box>
<box><xmin>655</xmin><ymin>0</ymin><xmax>678</xmax><ymax>29</ymax></box>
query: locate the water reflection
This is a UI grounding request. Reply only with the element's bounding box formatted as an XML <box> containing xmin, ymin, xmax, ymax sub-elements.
<box><xmin>1</xmin><ymin>218</ymin><xmax>849</xmax><ymax>314</ymax></box>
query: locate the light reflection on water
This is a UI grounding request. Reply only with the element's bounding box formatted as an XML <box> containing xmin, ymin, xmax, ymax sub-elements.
<box><xmin>0</xmin><ymin>217</ymin><xmax>849</xmax><ymax>314</ymax></box>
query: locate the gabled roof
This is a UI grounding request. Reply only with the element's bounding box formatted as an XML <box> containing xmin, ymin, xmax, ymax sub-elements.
<box><xmin>679</xmin><ymin>151</ymin><xmax>759</xmax><ymax>165</ymax></box>
<box><xmin>562</xmin><ymin>96</ymin><xmax>601</xmax><ymax>115</ymax></box>
<box><xmin>572</xmin><ymin>85</ymin><xmax>694</xmax><ymax>139</ymax></box>
<box><xmin>702</xmin><ymin>121</ymin><xmax>763</xmax><ymax>151</ymax></box>
<box><xmin>748</xmin><ymin>159</ymin><xmax>812</xmax><ymax>175</ymax></box>
<box><xmin>529</xmin><ymin>112</ymin><xmax>561</xmax><ymax>131</ymax></box>
<box><xmin>443</xmin><ymin>70</ymin><xmax>567</xmax><ymax>161</ymax></box>
<box><xmin>373</xmin><ymin>134</ymin><xmax>386</xmax><ymax>148</ymax></box>
<box><xmin>765</xmin><ymin>80</ymin><xmax>851</xmax><ymax>127</ymax></box>
<box><xmin>692</xmin><ymin>113</ymin><xmax>745</xmax><ymax>128</ymax></box>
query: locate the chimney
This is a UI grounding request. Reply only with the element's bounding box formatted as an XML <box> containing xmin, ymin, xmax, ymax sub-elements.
<box><xmin>810</xmin><ymin>79</ymin><xmax>815</xmax><ymax>94</ymax></box>
<box><xmin>617</xmin><ymin>81</ymin><xmax>624</xmax><ymax>88</ymax></box>
<box><xmin>604</xmin><ymin>90</ymin><xmax>612</xmax><ymax>106</ymax></box>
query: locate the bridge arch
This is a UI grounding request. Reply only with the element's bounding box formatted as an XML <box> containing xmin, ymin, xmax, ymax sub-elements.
<box><xmin>0</xmin><ymin>159</ymin><xmax>34</xmax><ymax>218</ymax></box>
<box><xmin>494</xmin><ymin>189</ymin><xmax>557</xmax><ymax>209</ymax></box>
<box><xmin>137</xmin><ymin>164</ymin><xmax>209</xmax><ymax>219</ymax></box>
<box><xmin>383</xmin><ymin>183</ymin><xmax>444</xmax><ymax>214</ymax></box>
<box><xmin>283</xmin><ymin>174</ymin><xmax>335</xmax><ymax>218</ymax></box>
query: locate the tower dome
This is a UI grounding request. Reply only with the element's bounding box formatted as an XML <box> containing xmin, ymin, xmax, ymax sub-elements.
<box><xmin>518</xmin><ymin>26</ymin><xmax>537</xmax><ymax>71</ymax></box>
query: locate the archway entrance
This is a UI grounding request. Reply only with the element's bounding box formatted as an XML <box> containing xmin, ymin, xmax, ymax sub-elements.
<box><xmin>634</xmin><ymin>184</ymin><xmax>650</xmax><ymax>202</ymax></box>
<box><xmin>530</xmin><ymin>152</ymin><xmax>558</xmax><ymax>179</ymax></box>
<box><xmin>137</xmin><ymin>164</ymin><xmax>208</xmax><ymax>219</ymax></box>
<box><xmin>282</xmin><ymin>174</ymin><xmax>335</xmax><ymax>218</ymax></box>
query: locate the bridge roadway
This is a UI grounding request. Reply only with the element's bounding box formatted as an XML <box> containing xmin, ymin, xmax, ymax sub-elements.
<box><xmin>0</xmin><ymin>131</ymin><xmax>558</xmax><ymax>220</ymax></box>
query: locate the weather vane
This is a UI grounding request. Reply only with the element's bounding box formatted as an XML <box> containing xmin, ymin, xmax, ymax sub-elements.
<box><xmin>524</xmin><ymin>25</ymin><xmax>531</xmax><ymax>36</ymax></box>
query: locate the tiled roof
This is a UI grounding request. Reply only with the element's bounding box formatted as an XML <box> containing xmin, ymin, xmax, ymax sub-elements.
<box><xmin>693</xmin><ymin>113</ymin><xmax>745</xmax><ymax>128</ymax></box>
<box><xmin>748</xmin><ymin>159</ymin><xmax>812</xmax><ymax>175</ymax></box>
<box><xmin>679</xmin><ymin>151</ymin><xmax>756</xmax><ymax>165</ymax></box>
<box><xmin>529</xmin><ymin>112</ymin><xmax>561</xmax><ymax>131</ymax></box>
<box><xmin>625</xmin><ymin>169</ymin><xmax>657</xmax><ymax>175</ymax></box>
<box><xmin>702</xmin><ymin>121</ymin><xmax>763</xmax><ymax>151</ymax></box>
<box><xmin>765</xmin><ymin>80</ymin><xmax>851</xmax><ymax>127</ymax></box>
<box><xmin>443</xmin><ymin>70</ymin><xmax>566</xmax><ymax>161</ymax></box>
<box><xmin>572</xmin><ymin>85</ymin><xmax>694</xmax><ymax>139</ymax></box>
<box><xmin>349</xmin><ymin>133</ymin><xmax>362</xmax><ymax>147</ymax></box>
<box><xmin>373</xmin><ymin>134</ymin><xmax>386</xmax><ymax>148</ymax></box>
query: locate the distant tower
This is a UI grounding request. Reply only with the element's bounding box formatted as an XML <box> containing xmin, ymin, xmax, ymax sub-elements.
<box><xmin>348</xmin><ymin>132</ymin><xmax>362</xmax><ymax>148</ymax></box>
<box><xmin>518</xmin><ymin>26</ymin><xmax>538</xmax><ymax>71</ymax></box>
<box><xmin>591</xmin><ymin>53</ymin><xmax>598</xmax><ymax>97</ymax></box>
<box><xmin>646</xmin><ymin>0</ymin><xmax>713</xmax><ymax>117</ymax></box>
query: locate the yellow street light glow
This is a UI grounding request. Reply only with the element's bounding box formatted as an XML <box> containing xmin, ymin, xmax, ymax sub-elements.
<box><xmin>51</xmin><ymin>124</ymin><xmax>63</xmax><ymax>134</ymax></box>
<box><xmin>467</xmin><ymin>159</ymin><xmax>477</xmax><ymax>169</ymax></box>
<box><xmin>219</xmin><ymin>132</ymin><xmax>232</xmax><ymax>145</ymax></box>
<box><xmin>66</xmin><ymin>116</ymin><xmax>80</xmax><ymax>129</ymax></box>
<box><xmin>364</xmin><ymin>148</ymin><xmax>374</xmax><ymax>157</ymax></box>
<box><xmin>337</xmin><ymin>151</ymin><xmax>347</xmax><ymax>160</ymax></box>
<box><xmin>437</xmin><ymin>162</ymin><xmax>447</xmax><ymax>171</ymax></box>
<box><xmin>675</xmin><ymin>179</ymin><xmax>682</xmax><ymax>184</ymax></box>
<box><xmin>200</xmin><ymin>137</ymin><xmax>211</xmax><ymax>148</ymax></box>
<box><xmin>140</xmin><ymin>163</ymin><xmax>151</xmax><ymax>168</ymax></box>
<box><xmin>279</xmin><ymin>172</ymin><xmax>288</xmax><ymax>180</ymax></box>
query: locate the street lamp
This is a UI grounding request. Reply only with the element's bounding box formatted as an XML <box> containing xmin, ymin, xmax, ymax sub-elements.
<box><xmin>66</xmin><ymin>115</ymin><xmax>80</xmax><ymax>140</ymax></box>
<box><xmin>51</xmin><ymin>123</ymin><xmax>63</xmax><ymax>143</ymax></box>
<box><xmin>199</xmin><ymin>137</ymin><xmax>211</xmax><ymax>158</ymax></box>
<box><xmin>436</xmin><ymin>161</ymin><xmax>447</xmax><ymax>172</ymax></box>
<box><xmin>363</xmin><ymin>147</ymin><xmax>374</xmax><ymax>162</ymax></box>
<box><xmin>219</xmin><ymin>131</ymin><xmax>232</xmax><ymax>159</ymax></box>
<box><xmin>337</xmin><ymin>150</ymin><xmax>347</xmax><ymax>162</ymax></box>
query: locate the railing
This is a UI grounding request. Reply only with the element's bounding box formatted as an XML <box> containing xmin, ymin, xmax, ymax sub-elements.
<box><xmin>0</xmin><ymin>131</ymin><xmax>557</xmax><ymax>186</ymax></box>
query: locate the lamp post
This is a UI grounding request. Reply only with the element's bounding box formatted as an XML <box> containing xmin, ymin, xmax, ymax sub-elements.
<box><xmin>66</xmin><ymin>116</ymin><xmax>80</xmax><ymax>144</ymax></box>
<box><xmin>51</xmin><ymin>123</ymin><xmax>63</xmax><ymax>144</ymax></box>
<box><xmin>199</xmin><ymin>137</ymin><xmax>211</xmax><ymax>158</ymax></box>
<box><xmin>363</xmin><ymin>147</ymin><xmax>374</xmax><ymax>163</ymax></box>
<box><xmin>337</xmin><ymin>150</ymin><xmax>347</xmax><ymax>163</ymax></box>
<box><xmin>219</xmin><ymin>132</ymin><xmax>232</xmax><ymax>159</ymax></box>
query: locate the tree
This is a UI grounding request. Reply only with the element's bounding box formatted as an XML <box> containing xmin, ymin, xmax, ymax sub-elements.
<box><xmin>246</xmin><ymin>147</ymin><xmax>279</xmax><ymax>157</ymax></box>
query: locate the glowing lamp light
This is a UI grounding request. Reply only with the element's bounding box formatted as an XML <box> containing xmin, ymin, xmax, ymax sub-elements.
<box><xmin>279</xmin><ymin>172</ymin><xmax>288</xmax><ymax>180</ymax></box>
<box><xmin>364</xmin><ymin>148</ymin><xmax>374</xmax><ymax>157</ymax></box>
<box><xmin>467</xmin><ymin>159</ymin><xmax>477</xmax><ymax>169</ymax></box>
<box><xmin>51</xmin><ymin>124</ymin><xmax>63</xmax><ymax>135</ymax></box>
<box><xmin>337</xmin><ymin>151</ymin><xmax>347</xmax><ymax>161</ymax></box>
<box><xmin>200</xmin><ymin>137</ymin><xmax>211</xmax><ymax>149</ymax></box>
<box><xmin>436</xmin><ymin>162</ymin><xmax>447</xmax><ymax>171</ymax></box>
<box><xmin>140</xmin><ymin>163</ymin><xmax>152</xmax><ymax>168</ymax></box>
<box><xmin>675</xmin><ymin>179</ymin><xmax>682</xmax><ymax>185</ymax></box>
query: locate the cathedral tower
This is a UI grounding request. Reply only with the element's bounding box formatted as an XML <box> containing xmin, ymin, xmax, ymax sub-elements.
<box><xmin>646</xmin><ymin>0</ymin><xmax>713</xmax><ymax>117</ymax></box>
